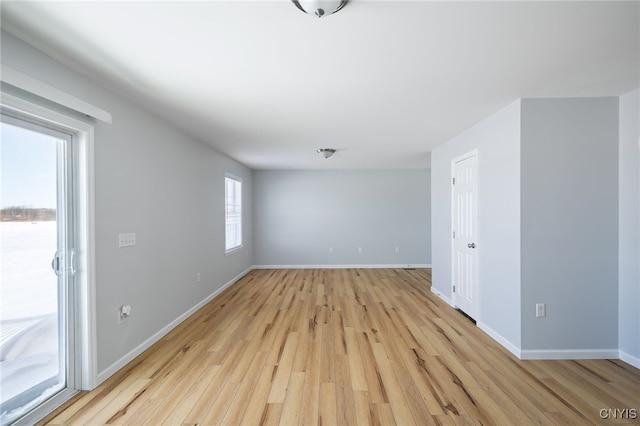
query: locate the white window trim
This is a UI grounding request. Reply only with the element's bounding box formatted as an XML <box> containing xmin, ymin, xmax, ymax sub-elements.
<box><xmin>1</xmin><ymin>90</ymin><xmax>99</xmax><ymax>391</ymax></box>
<box><xmin>1</xmin><ymin>66</ymin><xmax>111</xmax><ymax>124</ymax></box>
<box><xmin>224</xmin><ymin>173</ymin><xmax>243</xmax><ymax>254</ymax></box>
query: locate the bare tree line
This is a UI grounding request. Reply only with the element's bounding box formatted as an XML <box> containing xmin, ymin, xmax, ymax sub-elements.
<box><xmin>0</xmin><ymin>206</ymin><xmax>56</xmax><ymax>222</ymax></box>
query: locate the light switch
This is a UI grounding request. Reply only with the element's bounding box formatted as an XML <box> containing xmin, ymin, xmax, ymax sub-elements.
<box><xmin>119</xmin><ymin>233</ymin><xmax>136</xmax><ymax>248</ymax></box>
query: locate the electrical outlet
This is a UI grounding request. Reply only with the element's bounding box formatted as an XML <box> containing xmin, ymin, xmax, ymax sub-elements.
<box><xmin>329</xmin><ymin>246</ymin><xmax>333</xmax><ymax>253</ymax></box>
<box><xmin>119</xmin><ymin>233</ymin><xmax>136</xmax><ymax>248</ymax></box>
<box><xmin>118</xmin><ymin>304</ymin><xmax>132</xmax><ymax>323</ymax></box>
<box><xmin>358</xmin><ymin>246</ymin><xmax>363</xmax><ymax>253</ymax></box>
<box><xmin>536</xmin><ymin>303</ymin><xmax>546</xmax><ymax>317</ymax></box>
<box><xmin>196</xmin><ymin>273</ymin><xmax>201</xmax><ymax>283</ymax></box>
<box><xmin>395</xmin><ymin>246</ymin><xmax>400</xmax><ymax>253</ymax></box>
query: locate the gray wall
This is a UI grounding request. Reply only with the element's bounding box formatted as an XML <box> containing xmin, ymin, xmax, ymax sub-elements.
<box><xmin>618</xmin><ymin>89</ymin><xmax>640</xmax><ymax>362</ymax></box>
<box><xmin>520</xmin><ymin>98</ymin><xmax>619</xmax><ymax>351</ymax></box>
<box><xmin>253</xmin><ymin>170</ymin><xmax>431</xmax><ymax>266</ymax></box>
<box><xmin>431</xmin><ymin>100</ymin><xmax>522</xmax><ymax>350</ymax></box>
<box><xmin>432</xmin><ymin>96</ymin><xmax>627</xmax><ymax>357</ymax></box>
<box><xmin>1</xmin><ymin>32</ymin><xmax>254</xmax><ymax>375</ymax></box>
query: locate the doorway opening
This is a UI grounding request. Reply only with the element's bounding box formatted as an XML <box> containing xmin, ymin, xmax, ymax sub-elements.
<box><xmin>1</xmin><ymin>95</ymin><xmax>96</xmax><ymax>424</ymax></box>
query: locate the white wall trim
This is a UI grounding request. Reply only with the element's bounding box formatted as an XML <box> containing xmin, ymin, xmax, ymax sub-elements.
<box><xmin>1</xmin><ymin>89</ymin><xmax>100</xmax><ymax>390</ymax></box>
<box><xmin>520</xmin><ymin>349</ymin><xmax>619</xmax><ymax>360</ymax></box>
<box><xmin>253</xmin><ymin>264</ymin><xmax>432</xmax><ymax>270</ymax></box>
<box><xmin>431</xmin><ymin>285</ymin><xmax>635</xmax><ymax>366</ymax></box>
<box><xmin>477</xmin><ymin>321</ymin><xmax>522</xmax><ymax>358</ymax></box>
<box><xmin>97</xmin><ymin>264</ymin><xmax>434</xmax><ymax>385</ymax></box>
<box><xmin>619</xmin><ymin>350</ymin><xmax>640</xmax><ymax>369</ymax></box>
<box><xmin>430</xmin><ymin>287</ymin><xmax>453</xmax><ymax>306</ymax></box>
<box><xmin>94</xmin><ymin>264</ymin><xmax>636</xmax><ymax>388</ymax></box>
<box><xmin>77</xmin><ymin>126</ymin><xmax>98</xmax><ymax>390</ymax></box>
<box><xmin>1</xmin><ymin>66</ymin><xmax>112</xmax><ymax>123</ymax></box>
<box><xmin>97</xmin><ymin>266</ymin><xmax>253</xmax><ymax>385</ymax></box>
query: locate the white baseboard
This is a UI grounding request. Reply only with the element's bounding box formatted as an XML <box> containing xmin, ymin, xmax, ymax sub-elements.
<box><xmin>476</xmin><ymin>322</ymin><xmax>522</xmax><ymax>358</ymax></box>
<box><xmin>475</xmin><ymin>323</ymin><xmax>623</xmax><ymax>362</ymax></box>
<box><xmin>430</xmin><ymin>287</ymin><xmax>453</xmax><ymax>306</ymax></box>
<box><xmin>96</xmin><ymin>264</ymin><xmax>636</xmax><ymax>388</ymax></box>
<box><xmin>520</xmin><ymin>349</ymin><xmax>619</xmax><ymax>360</ymax></box>
<box><xmin>619</xmin><ymin>350</ymin><xmax>640</xmax><ymax>369</ymax></box>
<box><xmin>97</xmin><ymin>266</ymin><xmax>253</xmax><ymax>385</ymax></box>
<box><xmin>254</xmin><ymin>264</ymin><xmax>432</xmax><ymax>270</ymax></box>
<box><xmin>430</xmin><ymin>289</ymin><xmax>630</xmax><ymax>365</ymax></box>
<box><xmin>96</xmin><ymin>264</ymin><xmax>430</xmax><ymax>385</ymax></box>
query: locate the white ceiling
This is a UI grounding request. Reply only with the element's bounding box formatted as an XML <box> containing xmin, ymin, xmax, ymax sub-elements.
<box><xmin>1</xmin><ymin>1</ymin><xmax>638</xmax><ymax>170</ymax></box>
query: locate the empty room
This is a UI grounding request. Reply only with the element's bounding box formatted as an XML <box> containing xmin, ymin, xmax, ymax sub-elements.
<box><xmin>0</xmin><ymin>1</ymin><xmax>638</xmax><ymax>425</ymax></box>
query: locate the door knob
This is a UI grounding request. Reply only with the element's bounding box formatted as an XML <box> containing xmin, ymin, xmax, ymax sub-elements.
<box><xmin>467</xmin><ymin>243</ymin><xmax>476</xmax><ymax>249</ymax></box>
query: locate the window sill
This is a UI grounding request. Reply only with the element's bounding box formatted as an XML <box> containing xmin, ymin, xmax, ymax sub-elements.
<box><xmin>225</xmin><ymin>246</ymin><xmax>243</xmax><ymax>256</ymax></box>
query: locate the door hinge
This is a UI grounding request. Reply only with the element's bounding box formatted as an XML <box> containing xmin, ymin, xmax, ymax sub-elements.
<box><xmin>452</xmin><ymin>177</ymin><xmax>456</xmax><ymax>185</ymax></box>
<box><xmin>453</xmin><ymin>285</ymin><xmax>456</xmax><ymax>293</ymax></box>
<box><xmin>453</xmin><ymin>231</ymin><xmax>456</xmax><ymax>238</ymax></box>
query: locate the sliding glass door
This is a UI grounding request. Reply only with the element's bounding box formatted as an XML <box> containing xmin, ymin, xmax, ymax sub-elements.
<box><xmin>0</xmin><ymin>113</ymin><xmax>78</xmax><ymax>425</ymax></box>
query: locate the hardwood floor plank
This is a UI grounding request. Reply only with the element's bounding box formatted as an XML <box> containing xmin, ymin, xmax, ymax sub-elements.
<box><xmin>39</xmin><ymin>268</ymin><xmax>640</xmax><ymax>426</ymax></box>
<box><xmin>198</xmin><ymin>380</ymin><xmax>241</xmax><ymax>425</ymax></box>
<box><xmin>298</xmin><ymin>323</ymin><xmax>323</xmax><ymax>426</ymax></box>
<box><xmin>371</xmin><ymin>342</ymin><xmax>417</xmax><ymax>426</ymax></box>
<box><xmin>121</xmin><ymin>399</ymin><xmax>163</xmax><ymax>425</ymax></box>
<box><xmin>320</xmin><ymin>310</ymin><xmax>336</xmax><ymax>384</ymax></box>
<box><xmin>141</xmin><ymin>350</ymin><xmax>212</xmax><ymax>424</ymax></box>
<box><xmin>181</xmin><ymin>343</ymin><xmax>246</xmax><ymax>425</ymax></box>
<box><xmin>396</xmin><ymin>345</ymin><xmax>448</xmax><ymax>417</ymax></box>
<box><xmin>53</xmin><ymin>365</ymin><xmax>146</xmax><ymax>425</ymax></box>
<box><xmin>561</xmin><ymin>360</ymin><xmax>640</xmax><ymax>408</ymax></box>
<box><xmin>159</xmin><ymin>364</ymin><xmax>221</xmax><ymax>425</ymax></box>
<box><xmin>423</xmin><ymin>355</ymin><xmax>487</xmax><ymax>425</ymax></box>
<box><xmin>344</xmin><ymin>327</ymin><xmax>368</xmax><ymax>392</ymax></box>
<box><xmin>238</xmin><ymin>361</ymin><xmax>276</xmax><ymax>425</ymax></box>
<box><xmin>355</xmin><ymin>331</ymin><xmax>389</xmax><ymax>404</ymax></box>
<box><xmin>268</xmin><ymin>332</ymin><xmax>299</xmax><ymax>403</ymax></box>
<box><xmin>220</xmin><ymin>351</ymin><xmax>270</xmax><ymax>425</ymax></box>
<box><xmin>352</xmin><ymin>391</ymin><xmax>372</xmax><ymax>426</ymax></box>
<box><xmin>278</xmin><ymin>372</ymin><xmax>304</xmax><ymax>426</ymax></box>
<box><xmin>84</xmin><ymin>378</ymin><xmax>150</xmax><ymax>425</ymax></box>
<box><xmin>370</xmin><ymin>403</ymin><xmax>397</xmax><ymax>426</ymax></box>
<box><xmin>262</xmin><ymin>403</ymin><xmax>283</xmax><ymax>426</ymax></box>
<box><xmin>291</xmin><ymin>299</ymin><xmax>313</xmax><ymax>373</ymax></box>
<box><xmin>492</xmin><ymin>354</ymin><xmax>595</xmax><ymax>425</ymax></box>
<box><xmin>469</xmin><ymin>362</ymin><xmax>553</xmax><ymax>425</ymax></box>
<box><xmin>319</xmin><ymin>382</ymin><xmax>338</xmax><ymax>426</ymax></box>
<box><xmin>143</xmin><ymin>340</ymin><xmax>208</xmax><ymax>403</ymax></box>
<box><xmin>335</xmin><ymin>354</ymin><xmax>357</xmax><ymax>426</ymax></box>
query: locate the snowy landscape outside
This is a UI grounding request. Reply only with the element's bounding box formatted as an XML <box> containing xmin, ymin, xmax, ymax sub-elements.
<box><xmin>0</xmin><ymin>221</ymin><xmax>62</xmax><ymax>423</ymax></box>
<box><xmin>1</xmin><ymin>120</ymin><xmax>63</xmax><ymax>422</ymax></box>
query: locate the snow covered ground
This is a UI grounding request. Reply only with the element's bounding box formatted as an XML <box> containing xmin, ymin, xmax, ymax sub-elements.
<box><xmin>1</xmin><ymin>221</ymin><xmax>61</xmax><ymax>420</ymax></box>
<box><xmin>1</xmin><ymin>221</ymin><xmax>58</xmax><ymax>321</ymax></box>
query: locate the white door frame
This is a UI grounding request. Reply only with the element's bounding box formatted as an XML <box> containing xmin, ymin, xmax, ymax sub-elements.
<box><xmin>1</xmin><ymin>91</ymin><xmax>98</xmax><ymax>423</ymax></box>
<box><xmin>451</xmin><ymin>150</ymin><xmax>479</xmax><ymax>320</ymax></box>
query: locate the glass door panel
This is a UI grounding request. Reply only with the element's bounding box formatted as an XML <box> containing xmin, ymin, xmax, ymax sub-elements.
<box><xmin>0</xmin><ymin>116</ymin><xmax>73</xmax><ymax>425</ymax></box>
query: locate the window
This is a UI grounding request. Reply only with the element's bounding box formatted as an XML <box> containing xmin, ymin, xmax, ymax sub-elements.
<box><xmin>225</xmin><ymin>175</ymin><xmax>242</xmax><ymax>253</ymax></box>
<box><xmin>0</xmin><ymin>92</ymin><xmax>97</xmax><ymax>425</ymax></box>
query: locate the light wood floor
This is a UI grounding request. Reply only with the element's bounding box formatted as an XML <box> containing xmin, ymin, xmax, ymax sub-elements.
<box><xmin>42</xmin><ymin>268</ymin><xmax>639</xmax><ymax>425</ymax></box>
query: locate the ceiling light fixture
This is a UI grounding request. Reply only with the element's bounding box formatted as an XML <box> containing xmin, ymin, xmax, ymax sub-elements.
<box><xmin>317</xmin><ymin>148</ymin><xmax>336</xmax><ymax>159</ymax></box>
<box><xmin>291</xmin><ymin>0</ymin><xmax>347</xmax><ymax>18</ymax></box>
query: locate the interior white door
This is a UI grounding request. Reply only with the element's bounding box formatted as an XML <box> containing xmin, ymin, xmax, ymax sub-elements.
<box><xmin>452</xmin><ymin>152</ymin><xmax>478</xmax><ymax>319</ymax></box>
